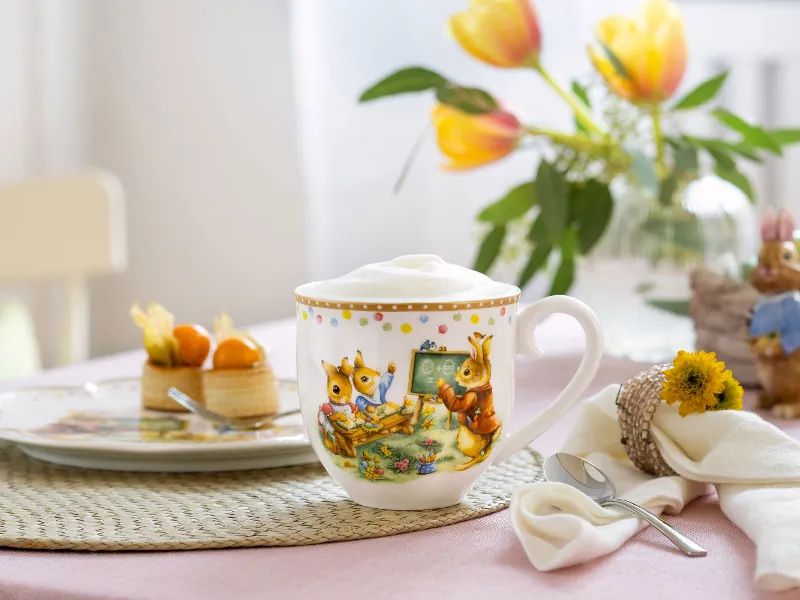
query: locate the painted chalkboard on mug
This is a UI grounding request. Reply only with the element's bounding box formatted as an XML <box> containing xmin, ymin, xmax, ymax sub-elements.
<box><xmin>407</xmin><ymin>350</ymin><xmax>470</xmax><ymax>397</ymax></box>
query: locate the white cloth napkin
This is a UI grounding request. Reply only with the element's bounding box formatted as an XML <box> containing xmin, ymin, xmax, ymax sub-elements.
<box><xmin>511</xmin><ymin>384</ymin><xmax>800</xmax><ymax>592</ymax></box>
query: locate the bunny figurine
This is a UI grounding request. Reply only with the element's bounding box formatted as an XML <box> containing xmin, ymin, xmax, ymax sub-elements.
<box><xmin>749</xmin><ymin>208</ymin><xmax>800</xmax><ymax>418</ymax></box>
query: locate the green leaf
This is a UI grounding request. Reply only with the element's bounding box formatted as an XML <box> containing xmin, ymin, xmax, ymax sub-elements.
<box><xmin>571</xmin><ymin>81</ymin><xmax>591</xmax><ymax>133</ymax></box>
<box><xmin>672</xmin><ymin>71</ymin><xmax>728</xmax><ymax>110</ymax></box>
<box><xmin>435</xmin><ymin>84</ymin><xmax>498</xmax><ymax>115</ymax></box>
<box><xmin>568</xmin><ymin>180</ymin><xmax>613</xmax><ymax>254</ymax></box>
<box><xmin>628</xmin><ymin>149</ymin><xmax>658</xmax><ymax>196</ymax></box>
<box><xmin>706</xmin><ymin>146</ymin><xmax>736</xmax><ymax>170</ymax></box>
<box><xmin>658</xmin><ymin>173</ymin><xmax>678</xmax><ymax>207</ymax></box>
<box><xmin>526</xmin><ymin>213</ymin><xmax>548</xmax><ymax>243</ymax></box>
<box><xmin>571</xmin><ymin>81</ymin><xmax>590</xmax><ymax>107</ymax></box>
<box><xmin>673</xmin><ymin>142</ymin><xmax>699</xmax><ymax>173</ymax></box>
<box><xmin>685</xmin><ymin>136</ymin><xmax>737</xmax><ymax>170</ymax></box>
<box><xmin>517</xmin><ymin>244</ymin><xmax>553</xmax><ymax>289</ymax></box>
<box><xmin>768</xmin><ymin>128</ymin><xmax>800</xmax><ymax>146</ymax></box>
<box><xmin>477</xmin><ymin>182</ymin><xmax>536</xmax><ymax>224</ymax></box>
<box><xmin>712</xmin><ymin>109</ymin><xmax>783</xmax><ymax>155</ymax></box>
<box><xmin>600</xmin><ymin>42</ymin><xmax>630</xmax><ymax>79</ymax></box>
<box><xmin>472</xmin><ymin>225</ymin><xmax>507</xmax><ymax>274</ymax></box>
<box><xmin>725</xmin><ymin>142</ymin><xmax>762</xmax><ymax>163</ymax></box>
<box><xmin>534</xmin><ymin>161</ymin><xmax>568</xmax><ymax>244</ymax></box>
<box><xmin>714</xmin><ymin>165</ymin><xmax>755</xmax><ymax>203</ymax></box>
<box><xmin>644</xmin><ymin>299</ymin><xmax>690</xmax><ymax>317</ymax></box>
<box><xmin>359</xmin><ymin>67</ymin><xmax>447</xmax><ymax>102</ymax></box>
<box><xmin>548</xmin><ymin>229</ymin><xmax>578</xmax><ymax>296</ymax></box>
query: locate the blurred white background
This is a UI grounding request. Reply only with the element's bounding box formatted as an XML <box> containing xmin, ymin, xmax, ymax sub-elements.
<box><xmin>2</xmin><ymin>0</ymin><xmax>800</xmax><ymax>370</ymax></box>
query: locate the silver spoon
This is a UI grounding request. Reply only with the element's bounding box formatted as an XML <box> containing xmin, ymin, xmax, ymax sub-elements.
<box><xmin>167</xmin><ymin>387</ymin><xmax>300</xmax><ymax>431</ymax></box>
<box><xmin>543</xmin><ymin>452</ymin><xmax>707</xmax><ymax>557</ymax></box>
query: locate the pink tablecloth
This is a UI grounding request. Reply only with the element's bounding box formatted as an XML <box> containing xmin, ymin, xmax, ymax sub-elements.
<box><xmin>0</xmin><ymin>317</ymin><xmax>797</xmax><ymax>600</ymax></box>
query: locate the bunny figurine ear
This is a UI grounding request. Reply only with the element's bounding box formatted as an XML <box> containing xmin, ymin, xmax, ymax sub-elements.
<box><xmin>778</xmin><ymin>208</ymin><xmax>796</xmax><ymax>242</ymax></box>
<box><xmin>761</xmin><ymin>208</ymin><xmax>780</xmax><ymax>242</ymax></box>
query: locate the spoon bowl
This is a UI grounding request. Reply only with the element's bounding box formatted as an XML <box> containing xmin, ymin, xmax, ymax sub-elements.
<box><xmin>544</xmin><ymin>452</ymin><xmax>707</xmax><ymax>557</ymax></box>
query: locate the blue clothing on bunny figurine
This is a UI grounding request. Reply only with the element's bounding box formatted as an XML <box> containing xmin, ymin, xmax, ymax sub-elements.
<box><xmin>351</xmin><ymin>353</ymin><xmax>397</xmax><ymax>429</ymax></box>
<box><xmin>750</xmin><ymin>291</ymin><xmax>800</xmax><ymax>355</ymax></box>
<box><xmin>355</xmin><ymin>371</ymin><xmax>394</xmax><ymax>414</ymax></box>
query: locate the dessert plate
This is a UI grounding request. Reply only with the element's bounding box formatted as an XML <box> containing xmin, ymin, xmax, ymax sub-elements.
<box><xmin>0</xmin><ymin>378</ymin><xmax>316</xmax><ymax>472</ymax></box>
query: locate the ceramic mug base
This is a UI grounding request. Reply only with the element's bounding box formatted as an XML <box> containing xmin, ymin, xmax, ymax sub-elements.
<box><xmin>346</xmin><ymin>488</ymin><xmax>467</xmax><ymax>511</ymax></box>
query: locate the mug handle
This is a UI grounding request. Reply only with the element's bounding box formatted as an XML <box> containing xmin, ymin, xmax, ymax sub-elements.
<box><xmin>490</xmin><ymin>295</ymin><xmax>604</xmax><ymax>466</ymax></box>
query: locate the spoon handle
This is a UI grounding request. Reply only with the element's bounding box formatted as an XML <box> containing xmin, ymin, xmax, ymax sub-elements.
<box><xmin>602</xmin><ymin>497</ymin><xmax>707</xmax><ymax>557</ymax></box>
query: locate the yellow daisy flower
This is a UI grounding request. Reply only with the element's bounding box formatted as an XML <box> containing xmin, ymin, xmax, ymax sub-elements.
<box><xmin>660</xmin><ymin>350</ymin><xmax>725</xmax><ymax>417</ymax></box>
<box><xmin>380</xmin><ymin>445</ymin><xmax>392</xmax><ymax>457</ymax></box>
<box><xmin>711</xmin><ymin>370</ymin><xmax>744</xmax><ymax>412</ymax></box>
<box><xmin>422</xmin><ymin>406</ymin><xmax>435</xmax><ymax>416</ymax></box>
<box><xmin>422</xmin><ymin>420</ymin><xmax>434</xmax><ymax>430</ymax></box>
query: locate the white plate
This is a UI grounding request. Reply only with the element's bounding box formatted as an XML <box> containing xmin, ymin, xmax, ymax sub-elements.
<box><xmin>0</xmin><ymin>378</ymin><xmax>317</xmax><ymax>472</ymax></box>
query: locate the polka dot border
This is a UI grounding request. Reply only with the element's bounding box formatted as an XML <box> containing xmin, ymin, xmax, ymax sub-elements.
<box><xmin>294</xmin><ymin>293</ymin><xmax>520</xmax><ymax>312</ymax></box>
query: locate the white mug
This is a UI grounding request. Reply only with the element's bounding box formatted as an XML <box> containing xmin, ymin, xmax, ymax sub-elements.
<box><xmin>295</xmin><ymin>255</ymin><xmax>603</xmax><ymax>510</ymax></box>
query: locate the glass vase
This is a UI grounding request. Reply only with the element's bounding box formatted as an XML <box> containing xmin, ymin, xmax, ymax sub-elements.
<box><xmin>570</xmin><ymin>175</ymin><xmax>755</xmax><ymax>363</ymax></box>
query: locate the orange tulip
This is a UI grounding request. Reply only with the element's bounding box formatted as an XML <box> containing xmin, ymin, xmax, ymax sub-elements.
<box><xmin>449</xmin><ymin>0</ymin><xmax>541</xmax><ymax>68</ymax></box>
<box><xmin>589</xmin><ymin>0</ymin><xmax>687</xmax><ymax>103</ymax></box>
<box><xmin>432</xmin><ymin>104</ymin><xmax>522</xmax><ymax>170</ymax></box>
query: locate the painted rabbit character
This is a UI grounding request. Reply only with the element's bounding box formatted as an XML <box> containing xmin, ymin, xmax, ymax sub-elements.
<box><xmin>351</xmin><ymin>351</ymin><xmax>396</xmax><ymax>429</ymax></box>
<box><xmin>749</xmin><ymin>208</ymin><xmax>800</xmax><ymax>418</ymax></box>
<box><xmin>436</xmin><ymin>333</ymin><xmax>501</xmax><ymax>470</ymax></box>
<box><xmin>318</xmin><ymin>358</ymin><xmax>357</xmax><ymax>455</ymax></box>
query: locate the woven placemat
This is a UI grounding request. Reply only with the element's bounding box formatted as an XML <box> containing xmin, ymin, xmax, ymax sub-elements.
<box><xmin>0</xmin><ymin>445</ymin><xmax>542</xmax><ymax>551</ymax></box>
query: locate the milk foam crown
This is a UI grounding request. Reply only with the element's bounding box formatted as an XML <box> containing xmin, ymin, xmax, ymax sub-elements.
<box><xmin>296</xmin><ymin>255</ymin><xmax>519</xmax><ymax>302</ymax></box>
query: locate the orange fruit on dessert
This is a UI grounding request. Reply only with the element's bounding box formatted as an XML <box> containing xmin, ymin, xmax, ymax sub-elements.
<box><xmin>213</xmin><ymin>337</ymin><xmax>261</xmax><ymax>369</ymax></box>
<box><xmin>173</xmin><ymin>324</ymin><xmax>211</xmax><ymax>367</ymax></box>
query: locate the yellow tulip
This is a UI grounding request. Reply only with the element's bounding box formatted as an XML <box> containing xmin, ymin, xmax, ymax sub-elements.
<box><xmin>432</xmin><ymin>104</ymin><xmax>522</xmax><ymax>170</ymax></box>
<box><xmin>589</xmin><ymin>0</ymin><xmax>687</xmax><ymax>103</ymax></box>
<box><xmin>450</xmin><ymin>0</ymin><xmax>541</xmax><ymax>68</ymax></box>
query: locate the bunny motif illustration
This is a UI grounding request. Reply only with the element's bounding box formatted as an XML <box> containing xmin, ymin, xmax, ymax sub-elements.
<box><xmin>318</xmin><ymin>359</ymin><xmax>359</xmax><ymax>455</ymax></box>
<box><xmin>351</xmin><ymin>351</ymin><xmax>396</xmax><ymax>429</ymax></box>
<box><xmin>436</xmin><ymin>332</ymin><xmax>501</xmax><ymax>470</ymax></box>
<box><xmin>749</xmin><ymin>208</ymin><xmax>800</xmax><ymax>418</ymax></box>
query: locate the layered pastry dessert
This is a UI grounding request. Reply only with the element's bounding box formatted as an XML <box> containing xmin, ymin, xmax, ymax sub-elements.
<box><xmin>202</xmin><ymin>313</ymin><xmax>280</xmax><ymax>418</ymax></box>
<box><xmin>130</xmin><ymin>302</ymin><xmax>211</xmax><ymax>411</ymax></box>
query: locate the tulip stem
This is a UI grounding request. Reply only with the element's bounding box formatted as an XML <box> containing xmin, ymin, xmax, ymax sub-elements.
<box><xmin>525</xmin><ymin>126</ymin><xmax>602</xmax><ymax>152</ymax></box>
<box><xmin>535</xmin><ymin>65</ymin><xmax>606</xmax><ymax>136</ymax></box>
<box><xmin>651</xmin><ymin>103</ymin><xmax>667</xmax><ymax>179</ymax></box>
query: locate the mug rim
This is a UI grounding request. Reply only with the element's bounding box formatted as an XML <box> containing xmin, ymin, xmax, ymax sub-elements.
<box><xmin>294</xmin><ymin>291</ymin><xmax>520</xmax><ymax>313</ymax></box>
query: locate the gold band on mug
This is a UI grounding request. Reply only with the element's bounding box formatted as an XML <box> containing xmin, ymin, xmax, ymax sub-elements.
<box><xmin>294</xmin><ymin>294</ymin><xmax>520</xmax><ymax>313</ymax></box>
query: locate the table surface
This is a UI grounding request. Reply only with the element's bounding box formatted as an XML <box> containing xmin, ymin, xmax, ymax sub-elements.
<box><xmin>0</xmin><ymin>316</ymin><xmax>798</xmax><ymax>600</ymax></box>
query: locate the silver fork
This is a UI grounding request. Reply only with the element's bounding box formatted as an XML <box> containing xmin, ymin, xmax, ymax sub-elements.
<box><xmin>167</xmin><ymin>387</ymin><xmax>301</xmax><ymax>431</ymax></box>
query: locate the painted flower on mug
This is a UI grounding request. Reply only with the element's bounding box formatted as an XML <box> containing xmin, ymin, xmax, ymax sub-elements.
<box><xmin>392</xmin><ymin>459</ymin><xmax>410</xmax><ymax>473</ymax></box>
<box><xmin>589</xmin><ymin>0</ymin><xmax>687</xmax><ymax>103</ymax></box>
<box><xmin>449</xmin><ymin>0</ymin><xmax>541</xmax><ymax>68</ymax></box>
<box><xmin>432</xmin><ymin>104</ymin><xmax>523</xmax><ymax>170</ymax></box>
